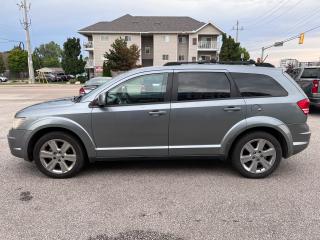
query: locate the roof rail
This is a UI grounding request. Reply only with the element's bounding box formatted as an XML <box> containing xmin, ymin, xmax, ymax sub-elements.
<box><xmin>163</xmin><ymin>60</ymin><xmax>275</xmax><ymax>68</ymax></box>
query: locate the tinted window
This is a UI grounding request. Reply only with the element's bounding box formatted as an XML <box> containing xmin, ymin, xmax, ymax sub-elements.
<box><xmin>301</xmin><ymin>68</ymin><xmax>320</xmax><ymax>78</ymax></box>
<box><xmin>107</xmin><ymin>73</ymin><xmax>168</xmax><ymax>105</ymax></box>
<box><xmin>177</xmin><ymin>72</ymin><xmax>231</xmax><ymax>101</ymax></box>
<box><xmin>231</xmin><ymin>73</ymin><xmax>287</xmax><ymax>97</ymax></box>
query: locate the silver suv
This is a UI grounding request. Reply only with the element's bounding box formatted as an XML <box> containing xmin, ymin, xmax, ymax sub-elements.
<box><xmin>8</xmin><ymin>64</ymin><xmax>311</xmax><ymax>178</ymax></box>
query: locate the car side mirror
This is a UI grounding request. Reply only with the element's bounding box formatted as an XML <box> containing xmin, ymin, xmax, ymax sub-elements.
<box><xmin>97</xmin><ymin>93</ymin><xmax>106</xmax><ymax>107</ymax></box>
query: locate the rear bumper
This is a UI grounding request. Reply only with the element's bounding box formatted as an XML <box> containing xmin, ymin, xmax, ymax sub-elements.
<box><xmin>309</xmin><ymin>97</ymin><xmax>320</xmax><ymax>105</ymax></box>
<box><xmin>288</xmin><ymin>123</ymin><xmax>311</xmax><ymax>156</ymax></box>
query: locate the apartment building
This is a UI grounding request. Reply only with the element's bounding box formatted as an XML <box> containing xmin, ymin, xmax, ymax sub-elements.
<box><xmin>78</xmin><ymin>14</ymin><xmax>223</xmax><ymax>76</ymax></box>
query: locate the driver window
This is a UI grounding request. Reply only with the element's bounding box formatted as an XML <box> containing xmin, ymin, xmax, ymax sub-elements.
<box><xmin>107</xmin><ymin>73</ymin><xmax>168</xmax><ymax>105</ymax></box>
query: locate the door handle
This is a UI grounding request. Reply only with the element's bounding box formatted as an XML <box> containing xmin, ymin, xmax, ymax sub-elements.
<box><xmin>223</xmin><ymin>106</ymin><xmax>241</xmax><ymax>112</ymax></box>
<box><xmin>148</xmin><ymin>110</ymin><xmax>167</xmax><ymax>116</ymax></box>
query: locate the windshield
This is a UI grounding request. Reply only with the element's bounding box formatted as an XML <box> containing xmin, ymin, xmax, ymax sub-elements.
<box><xmin>85</xmin><ymin>77</ymin><xmax>111</xmax><ymax>86</ymax></box>
<box><xmin>301</xmin><ymin>68</ymin><xmax>320</xmax><ymax>78</ymax></box>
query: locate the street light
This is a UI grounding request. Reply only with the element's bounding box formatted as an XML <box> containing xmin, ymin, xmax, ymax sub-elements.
<box><xmin>261</xmin><ymin>41</ymin><xmax>284</xmax><ymax>62</ymax></box>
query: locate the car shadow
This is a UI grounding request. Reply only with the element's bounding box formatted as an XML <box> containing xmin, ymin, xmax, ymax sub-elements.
<box><xmin>82</xmin><ymin>157</ymin><xmax>235</xmax><ymax>177</ymax></box>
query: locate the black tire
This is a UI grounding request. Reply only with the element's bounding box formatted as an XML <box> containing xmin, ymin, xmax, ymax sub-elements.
<box><xmin>33</xmin><ymin>131</ymin><xmax>85</xmax><ymax>178</ymax></box>
<box><xmin>231</xmin><ymin>131</ymin><xmax>282</xmax><ymax>178</ymax></box>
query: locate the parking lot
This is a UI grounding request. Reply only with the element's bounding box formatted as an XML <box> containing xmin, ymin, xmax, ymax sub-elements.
<box><xmin>0</xmin><ymin>85</ymin><xmax>320</xmax><ymax>240</ymax></box>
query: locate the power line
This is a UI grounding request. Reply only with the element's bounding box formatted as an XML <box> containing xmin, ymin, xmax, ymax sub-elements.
<box><xmin>244</xmin><ymin>0</ymin><xmax>290</xmax><ymax>28</ymax></box>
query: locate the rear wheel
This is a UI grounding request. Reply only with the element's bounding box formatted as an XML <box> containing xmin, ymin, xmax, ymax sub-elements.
<box><xmin>33</xmin><ymin>132</ymin><xmax>85</xmax><ymax>178</ymax></box>
<box><xmin>231</xmin><ymin>131</ymin><xmax>282</xmax><ymax>178</ymax></box>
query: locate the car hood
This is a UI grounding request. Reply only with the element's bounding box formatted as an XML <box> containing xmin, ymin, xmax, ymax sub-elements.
<box><xmin>15</xmin><ymin>97</ymin><xmax>76</xmax><ymax>117</ymax></box>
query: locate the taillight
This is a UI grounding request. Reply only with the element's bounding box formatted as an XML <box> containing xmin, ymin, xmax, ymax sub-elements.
<box><xmin>79</xmin><ymin>87</ymin><xmax>85</xmax><ymax>95</ymax></box>
<box><xmin>312</xmin><ymin>80</ymin><xmax>319</xmax><ymax>93</ymax></box>
<box><xmin>297</xmin><ymin>98</ymin><xmax>310</xmax><ymax>115</ymax></box>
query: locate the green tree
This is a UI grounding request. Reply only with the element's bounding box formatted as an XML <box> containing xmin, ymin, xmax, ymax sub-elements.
<box><xmin>239</xmin><ymin>47</ymin><xmax>250</xmax><ymax>61</ymax></box>
<box><xmin>0</xmin><ymin>53</ymin><xmax>5</xmax><ymax>73</ymax></box>
<box><xmin>104</xmin><ymin>38</ymin><xmax>140</xmax><ymax>71</ymax></box>
<box><xmin>61</xmin><ymin>37</ymin><xmax>86</xmax><ymax>75</ymax></box>
<box><xmin>32</xmin><ymin>41</ymin><xmax>62</xmax><ymax>69</ymax></box>
<box><xmin>102</xmin><ymin>61</ymin><xmax>112</xmax><ymax>77</ymax></box>
<box><xmin>8</xmin><ymin>47</ymin><xmax>28</xmax><ymax>74</ymax></box>
<box><xmin>219</xmin><ymin>34</ymin><xmax>250</xmax><ymax>61</ymax></box>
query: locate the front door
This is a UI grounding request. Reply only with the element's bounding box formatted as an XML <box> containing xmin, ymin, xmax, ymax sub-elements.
<box><xmin>91</xmin><ymin>71</ymin><xmax>172</xmax><ymax>158</ymax></box>
<box><xmin>169</xmin><ymin>70</ymin><xmax>246</xmax><ymax>156</ymax></box>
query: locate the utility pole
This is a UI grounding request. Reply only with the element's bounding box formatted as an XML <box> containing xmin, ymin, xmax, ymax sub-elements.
<box><xmin>18</xmin><ymin>0</ymin><xmax>34</xmax><ymax>83</ymax></box>
<box><xmin>232</xmin><ymin>20</ymin><xmax>244</xmax><ymax>43</ymax></box>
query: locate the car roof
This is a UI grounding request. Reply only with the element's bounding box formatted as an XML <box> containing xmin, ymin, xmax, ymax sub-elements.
<box><xmin>127</xmin><ymin>64</ymin><xmax>283</xmax><ymax>75</ymax></box>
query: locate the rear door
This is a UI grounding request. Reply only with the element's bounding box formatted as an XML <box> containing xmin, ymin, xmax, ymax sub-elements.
<box><xmin>169</xmin><ymin>70</ymin><xmax>246</xmax><ymax>156</ymax></box>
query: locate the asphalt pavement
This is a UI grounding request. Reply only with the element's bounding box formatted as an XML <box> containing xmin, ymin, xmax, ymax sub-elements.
<box><xmin>0</xmin><ymin>85</ymin><xmax>319</xmax><ymax>240</ymax></box>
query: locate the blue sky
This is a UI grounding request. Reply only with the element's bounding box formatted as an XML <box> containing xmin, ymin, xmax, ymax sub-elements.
<box><xmin>1</xmin><ymin>0</ymin><xmax>320</xmax><ymax>65</ymax></box>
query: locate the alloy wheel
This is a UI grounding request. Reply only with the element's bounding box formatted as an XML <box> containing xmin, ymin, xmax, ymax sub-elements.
<box><xmin>240</xmin><ymin>138</ymin><xmax>277</xmax><ymax>174</ymax></box>
<box><xmin>39</xmin><ymin>139</ymin><xmax>77</xmax><ymax>174</ymax></box>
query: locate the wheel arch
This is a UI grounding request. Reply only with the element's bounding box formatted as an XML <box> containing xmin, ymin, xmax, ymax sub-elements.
<box><xmin>221</xmin><ymin>117</ymin><xmax>293</xmax><ymax>159</ymax></box>
<box><xmin>26</xmin><ymin>118</ymin><xmax>96</xmax><ymax>162</ymax></box>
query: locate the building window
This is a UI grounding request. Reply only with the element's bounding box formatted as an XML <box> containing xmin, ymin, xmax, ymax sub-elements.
<box><xmin>101</xmin><ymin>35</ymin><xmax>108</xmax><ymax>41</ymax></box>
<box><xmin>145</xmin><ymin>47</ymin><xmax>151</xmax><ymax>54</ymax></box>
<box><xmin>192</xmin><ymin>38</ymin><xmax>197</xmax><ymax>45</ymax></box>
<box><xmin>192</xmin><ymin>57</ymin><xmax>197</xmax><ymax>62</ymax></box>
<box><xmin>178</xmin><ymin>36</ymin><xmax>187</xmax><ymax>44</ymax></box>
<box><xmin>162</xmin><ymin>54</ymin><xmax>169</xmax><ymax>60</ymax></box>
<box><xmin>164</xmin><ymin>35</ymin><xmax>170</xmax><ymax>43</ymax></box>
<box><xmin>124</xmin><ymin>35</ymin><xmax>132</xmax><ymax>41</ymax></box>
<box><xmin>178</xmin><ymin>55</ymin><xmax>185</xmax><ymax>61</ymax></box>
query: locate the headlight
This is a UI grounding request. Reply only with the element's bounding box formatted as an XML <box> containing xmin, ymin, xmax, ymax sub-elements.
<box><xmin>12</xmin><ymin>117</ymin><xmax>26</xmax><ymax>129</ymax></box>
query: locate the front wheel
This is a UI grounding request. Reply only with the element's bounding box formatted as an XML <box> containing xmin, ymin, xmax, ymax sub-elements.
<box><xmin>33</xmin><ymin>132</ymin><xmax>85</xmax><ymax>178</ymax></box>
<box><xmin>231</xmin><ymin>131</ymin><xmax>282</xmax><ymax>178</ymax></box>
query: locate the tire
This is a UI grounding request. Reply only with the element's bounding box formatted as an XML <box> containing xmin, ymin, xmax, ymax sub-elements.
<box><xmin>33</xmin><ymin>131</ymin><xmax>85</xmax><ymax>178</ymax></box>
<box><xmin>231</xmin><ymin>131</ymin><xmax>282</xmax><ymax>178</ymax></box>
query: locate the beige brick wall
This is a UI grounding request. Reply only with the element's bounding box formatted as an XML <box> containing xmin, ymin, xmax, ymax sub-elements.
<box><xmin>188</xmin><ymin>24</ymin><xmax>221</xmax><ymax>62</ymax></box>
<box><xmin>91</xmin><ymin>33</ymin><xmax>141</xmax><ymax>68</ymax></box>
<box><xmin>153</xmin><ymin>34</ymin><xmax>178</xmax><ymax>66</ymax></box>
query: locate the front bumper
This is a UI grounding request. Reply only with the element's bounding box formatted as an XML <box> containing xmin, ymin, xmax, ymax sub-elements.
<box><xmin>7</xmin><ymin>128</ymin><xmax>30</xmax><ymax>161</ymax></box>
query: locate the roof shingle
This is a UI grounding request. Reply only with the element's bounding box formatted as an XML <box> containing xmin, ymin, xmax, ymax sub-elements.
<box><xmin>79</xmin><ymin>14</ymin><xmax>207</xmax><ymax>33</ymax></box>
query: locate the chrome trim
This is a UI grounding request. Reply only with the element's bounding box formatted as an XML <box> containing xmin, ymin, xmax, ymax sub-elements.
<box><xmin>96</xmin><ymin>146</ymin><xmax>168</xmax><ymax>151</ymax></box>
<box><xmin>169</xmin><ymin>144</ymin><xmax>221</xmax><ymax>149</ymax></box>
<box><xmin>293</xmin><ymin>141</ymin><xmax>308</xmax><ymax>146</ymax></box>
<box><xmin>96</xmin><ymin>144</ymin><xmax>221</xmax><ymax>151</ymax></box>
<box><xmin>299</xmin><ymin>131</ymin><xmax>311</xmax><ymax>135</ymax></box>
<box><xmin>13</xmin><ymin>147</ymin><xmax>22</xmax><ymax>151</ymax></box>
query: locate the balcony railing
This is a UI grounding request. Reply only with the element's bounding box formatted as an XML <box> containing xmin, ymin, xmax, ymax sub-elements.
<box><xmin>85</xmin><ymin>59</ymin><xmax>94</xmax><ymax>68</ymax></box>
<box><xmin>198</xmin><ymin>41</ymin><xmax>218</xmax><ymax>50</ymax></box>
<box><xmin>83</xmin><ymin>41</ymin><xmax>93</xmax><ymax>49</ymax></box>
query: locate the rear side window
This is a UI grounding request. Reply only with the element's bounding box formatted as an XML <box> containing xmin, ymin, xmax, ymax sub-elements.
<box><xmin>231</xmin><ymin>73</ymin><xmax>288</xmax><ymax>97</ymax></box>
<box><xmin>177</xmin><ymin>72</ymin><xmax>231</xmax><ymax>101</ymax></box>
<box><xmin>301</xmin><ymin>68</ymin><xmax>320</xmax><ymax>78</ymax></box>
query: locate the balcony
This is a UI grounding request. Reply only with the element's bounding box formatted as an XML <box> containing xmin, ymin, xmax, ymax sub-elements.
<box><xmin>198</xmin><ymin>41</ymin><xmax>218</xmax><ymax>50</ymax></box>
<box><xmin>83</xmin><ymin>41</ymin><xmax>93</xmax><ymax>50</ymax></box>
<box><xmin>85</xmin><ymin>59</ymin><xmax>94</xmax><ymax>68</ymax></box>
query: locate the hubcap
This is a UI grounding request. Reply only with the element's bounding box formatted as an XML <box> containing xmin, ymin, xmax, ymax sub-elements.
<box><xmin>240</xmin><ymin>138</ymin><xmax>276</xmax><ymax>174</ymax></box>
<box><xmin>39</xmin><ymin>139</ymin><xmax>77</xmax><ymax>174</ymax></box>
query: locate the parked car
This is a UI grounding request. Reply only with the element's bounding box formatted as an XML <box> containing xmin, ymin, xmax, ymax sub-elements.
<box><xmin>8</xmin><ymin>63</ymin><xmax>311</xmax><ymax>178</ymax></box>
<box><xmin>35</xmin><ymin>73</ymin><xmax>57</xmax><ymax>82</ymax></box>
<box><xmin>79</xmin><ymin>77</ymin><xmax>112</xmax><ymax>95</ymax></box>
<box><xmin>55</xmin><ymin>73</ymin><xmax>68</xmax><ymax>81</ymax></box>
<box><xmin>291</xmin><ymin>66</ymin><xmax>320</xmax><ymax>106</ymax></box>
<box><xmin>0</xmin><ymin>76</ymin><xmax>8</xmax><ymax>82</ymax></box>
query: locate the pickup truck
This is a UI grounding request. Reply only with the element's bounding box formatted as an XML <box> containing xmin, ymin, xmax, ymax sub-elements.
<box><xmin>292</xmin><ymin>66</ymin><xmax>320</xmax><ymax>106</ymax></box>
